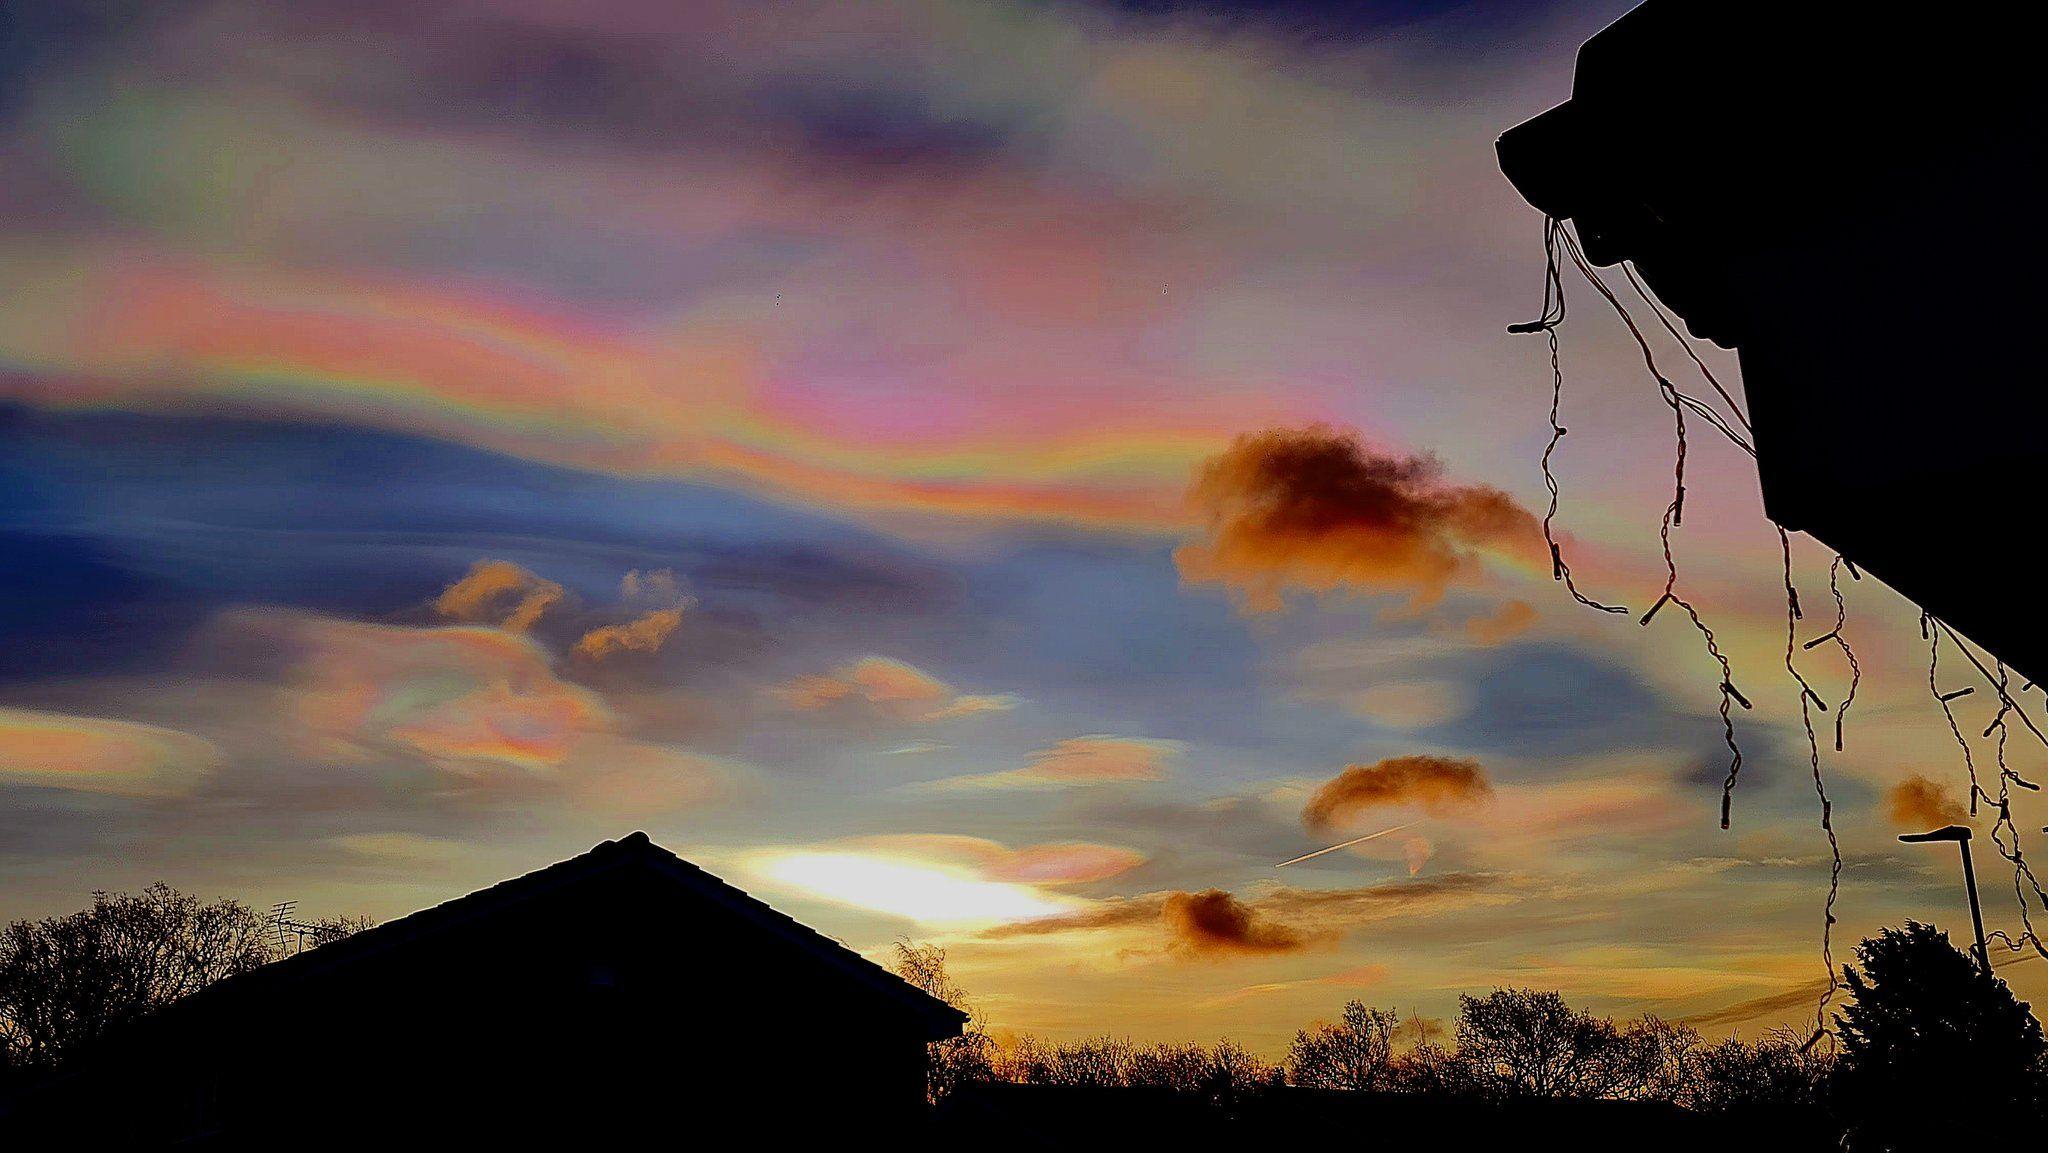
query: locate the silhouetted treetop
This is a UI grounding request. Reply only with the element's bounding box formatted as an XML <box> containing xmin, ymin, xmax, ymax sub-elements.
<box><xmin>1833</xmin><ymin>921</ymin><xmax>2046</xmax><ymax>1150</ymax></box>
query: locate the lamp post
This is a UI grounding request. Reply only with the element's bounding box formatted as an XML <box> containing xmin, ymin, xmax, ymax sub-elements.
<box><xmin>1898</xmin><ymin>824</ymin><xmax>1990</xmax><ymax>974</ymax></box>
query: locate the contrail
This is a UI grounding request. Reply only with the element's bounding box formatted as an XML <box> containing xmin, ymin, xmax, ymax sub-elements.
<box><xmin>1275</xmin><ymin>822</ymin><xmax>1417</xmax><ymax>868</ymax></box>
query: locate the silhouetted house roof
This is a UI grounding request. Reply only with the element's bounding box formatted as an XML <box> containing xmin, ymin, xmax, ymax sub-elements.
<box><xmin>1497</xmin><ymin>1</ymin><xmax>2046</xmax><ymax>683</ymax></box>
<box><xmin>3</xmin><ymin>833</ymin><xmax>963</xmax><ymax>1149</ymax></box>
<box><xmin>169</xmin><ymin>830</ymin><xmax>967</xmax><ymax>1038</ymax></box>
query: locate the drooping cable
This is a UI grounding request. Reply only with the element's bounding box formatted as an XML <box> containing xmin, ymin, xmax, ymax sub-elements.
<box><xmin>1618</xmin><ymin>260</ymin><xmax>1755</xmax><ymax>441</ymax></box>
<box><xmin>1927</xmin><ymin>616</ymin><xmax>2048</xmax><ymax>956</ymax></box>
<box><xmin>1798</xmin><ymin>555</ymin><xmax>1861</xmax><ymax>751</ymax></box>
<box><xmin>1551</xmin><ymin>222</ymin><xmax>1753</xmax><ymax>826</ymax></box>
<box><xmin>1510</xmin><ymin>217</ymin><xmax>1630</xmax><ymax>616</ymax></box>
<box><xmin>1779</xmin><ymin>527</ymin><xmax>1841</xmax><ymax>1040</ymax></box>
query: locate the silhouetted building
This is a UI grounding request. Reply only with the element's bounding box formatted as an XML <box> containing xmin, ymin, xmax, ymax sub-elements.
<box><xmin>1</xmin><ymin>832</ymin><xmax>964</xmax><ymax>1148</ymax></box>
<box><xmin>1498</xmin><ymin>0</ymin><xmax>2045</xmax><ymax>682</ymax></box>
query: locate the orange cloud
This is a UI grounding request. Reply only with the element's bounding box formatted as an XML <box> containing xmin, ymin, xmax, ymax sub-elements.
<box><xmin>573</xmin><ymin>607</ymin><xmax>684</xmax><ymax>661</ymax></box>
<box><xmin>0</xmin><ymin>706</ymin><xmax>215</xmax><ymax>797</ymax></box>
<box><xmin>1885</xmin><ymin>774</ymin><xmax>1969</xmax><ymax>830</ymax></box>
<box><xmin>982</xmin><ymin>874</ymin><xmax>1505</xmax><ymax>957</ymax></box>
<box><xmin>434</xmin><ymin>559</ymin><xmax>564</xmax><ymax>633</ymax></box>
<box><xmin>1163</xmin><ymin>889</ymin><xmax>1311</xmax><ymax>957</ymax></box>
<box><xmin>1302</xmin><ymin>755</ymin><xmax>1493</xmax><ymax>831</ymax></box>
<box><xmin>1465</xmin><ymin>599</ymin><xmax>1537</xmax><ymax>645</ymax></box>
<box><xmin>772</xmin><ymin>656</ymin><xmax>1017</xmax><ymax>723</ymax></box>
<box><xmin>1176</xmin><ymin>426</ymin><xmax>1539</xmax><ymax>612</ymax></box>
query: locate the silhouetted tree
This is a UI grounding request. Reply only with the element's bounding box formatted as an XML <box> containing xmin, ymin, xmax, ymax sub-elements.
<box><xmin>1692</xmin><ymin>1026</ymin><xmax>1831</xmax><ymax>1113</ymax></box>
<box><xmin>1286</xmin><ymin>1001</ymin><xmax>1398</xmax><ymax>1090</ymax></box>
<box><xmin>1604</xmin><ymin>1015</ymin><xmax>1704</xmax><ymax>1104</ymax></box>
<box><xmin>891</xmin><ymin>939</ymin><xmax>995</xmax><ymax>1102</ymax></box>
<box><xmin>0</xmin><ymin>884</ymin><xmax>372</xmax><ymax>1082</ymax></box>
<box><xmin>1201</xmin><ymin>1038</ymin><xmax>1282</xmax><ymax>1113</ymax></box>
<box><xmin>1389</xmin><ymin>1038</ymin><xmax>1474</xmax><ymax>1096</ymax></box>
<box><xmin>1832</xmin><ymin>921</ymin><xmax>2047</xmax><ymax>1150</ymax></box>
<box><xmin>1014</xmin><ymin>1035</ymin><xmax>1135</xmax><ymax>1087</ymax></box>
<box><xmin>1125</xmin><ymin>1041</ymin><xmax>1212</xmax><ymax>1093</ymax></box>
<box><xmin>1455</xmin><ymin>988</ymin><xmax>1633</xmax><ymax>1099</ymax></box>
<box><xmin>1</xmin><ymin>885</ymin><xmax>272</xmax><ymax>1073</ymax></box>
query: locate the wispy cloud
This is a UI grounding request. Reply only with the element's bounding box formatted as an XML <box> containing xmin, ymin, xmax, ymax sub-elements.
<box><xmin>772</xmin><ymin>656</ymin><xmax>1018</xmax><ymax>724</ymax></box>
<box><xmin>926</xmin><ymin>735</ymin><xmax>1183</xmax><ymax>790</ymax></box>
<box><xmin>0</xmin><ymin>706</ymin><xmax>216</xmax><ymax>797</ymax></box>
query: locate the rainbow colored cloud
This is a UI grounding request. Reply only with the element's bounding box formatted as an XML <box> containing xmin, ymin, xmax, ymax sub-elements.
<box><xmin>0</xmin><ymin>706</ymin><xmax>216</xmax><ymax>797</ymax></box>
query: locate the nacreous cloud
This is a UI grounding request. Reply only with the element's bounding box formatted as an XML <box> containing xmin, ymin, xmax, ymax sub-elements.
<box><xmin>1303</xmin><ymin>755</ymin><xmax>1493</xmax><ymax>832</ymax></box>
<box><xmin>237</xmin><ymin>609</ymin><xmax>608</xmax><ymax>772</ymax></box>
<box><xmin>925</xmin><ymin>735</ymin><xmax>1182</xmax><ymax>790</ymax></box>
<box><xmin>772</xmin><ymin>656</ymin><xmax>1017</xmax><ymax>724</ymax></box>
<box><xmin>1176</xmin><ymin>426</ymin><xmax>1538</xmax><ymax>612</ymax></box>
<box><xmin>0</xmin><ymin>706</ymin><xmax>216</xmax><ymax>797</ymax></box>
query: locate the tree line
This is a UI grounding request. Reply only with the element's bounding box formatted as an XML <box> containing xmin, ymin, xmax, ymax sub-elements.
<box><xmin>5</xmin><ymin>884</ymin><xmax>2043</xmax><ymax>1152</ymax></box>
<box><xmin>898</xmin><ymin>921</ymin><xmax>2048</xmax><ymax>1151</ymax></box>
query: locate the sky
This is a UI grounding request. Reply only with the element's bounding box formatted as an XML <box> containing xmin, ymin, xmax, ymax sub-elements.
<box><xmin>2</xmin><ymin>0</ymin><xmax>2042</xmax><ymax>1054</ymax></box>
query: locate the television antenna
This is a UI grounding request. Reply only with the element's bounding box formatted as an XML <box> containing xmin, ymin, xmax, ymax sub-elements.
<box><xmin>269</xmin><ymin>899</ymin><xmax>336</xmax><ymax>956</ymax></box>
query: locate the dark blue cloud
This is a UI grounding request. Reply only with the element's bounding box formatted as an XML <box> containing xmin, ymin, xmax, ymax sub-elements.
<box><xmin>0</xmin><ymin>0</ymin><xmax>200</xmax><ymax>117</ymax></box>
<box><xmin>0</xmin><ymin>406</ymin><xmax>954</xmax><ymax>679</ymax></box>
<box><xmin>1457</xmin><ymin>642</ymin><xmax>1732</xmax><ymax>760</ymax></box>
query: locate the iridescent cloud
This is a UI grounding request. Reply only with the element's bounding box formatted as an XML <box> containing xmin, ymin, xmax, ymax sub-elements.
<box><xmin>235</xmin><ymin>609</ymin><xmax>608</xmax><ymax>772</ymax></box>
<box><xmin>772</xmin><ymin>656</ymin><xmax>1017</xmax><ymax>724</ymax></box>
<box><xmin>0</xmin><ymin>706</ymin><xmax>215</xmax><ymax>797</ymax></box>
<box><xmin>928</xmin><ymin>734</ymin><xmax>1184</xmax><ymax>790</ymax></box>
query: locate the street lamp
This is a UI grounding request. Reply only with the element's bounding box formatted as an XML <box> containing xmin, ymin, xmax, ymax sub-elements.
<box><xmin>1898</xmin><ymin>824</ymin><xmax>1990</xmax><ymax>974</ymax></box>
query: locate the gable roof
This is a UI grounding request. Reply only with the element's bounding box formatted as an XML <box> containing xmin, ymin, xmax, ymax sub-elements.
<box><xmin>174</xmin><ymin>832</ymin><xmax>967</xmax><ymax>1038</ymax></box>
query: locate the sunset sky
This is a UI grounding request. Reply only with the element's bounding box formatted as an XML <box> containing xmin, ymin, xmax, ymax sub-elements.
<box><xmin>2</xmin><ymin>0</ymin><xmax>2041</xmax><ymax>1054</ymax></box>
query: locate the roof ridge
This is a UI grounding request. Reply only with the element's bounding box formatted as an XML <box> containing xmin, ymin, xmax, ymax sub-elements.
<box><xmin>166</xmin><ymin>832</ymin><xmax>964</xmax><ymax>1032</ymax></box>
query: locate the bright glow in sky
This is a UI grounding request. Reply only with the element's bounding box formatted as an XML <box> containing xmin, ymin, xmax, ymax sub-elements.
<box><xmin>752</xmin><ymin>852</ymin><xmax>1077</xmax><ymax>928</ymax></box>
